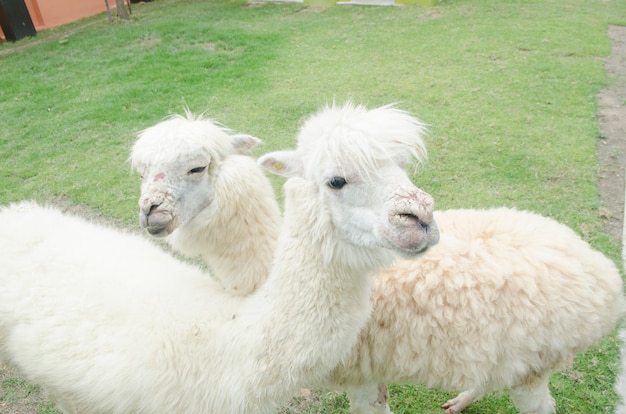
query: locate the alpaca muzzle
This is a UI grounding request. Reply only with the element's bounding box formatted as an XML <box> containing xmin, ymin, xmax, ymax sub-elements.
<box><xmin>384</xmin><ymin>187</ymin><xmax>439</xmax><ymax>256</ymax></box>
<box><xmin>139</xmin><ymin>194</ymin><xmax>176</xmax><ymax>237</ymax></box>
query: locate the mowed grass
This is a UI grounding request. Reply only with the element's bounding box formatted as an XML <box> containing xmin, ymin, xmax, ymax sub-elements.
<box><xmin>1</xmin><ymin>0</ymin><xmax>626</xmax><ymax>413</ymax></box>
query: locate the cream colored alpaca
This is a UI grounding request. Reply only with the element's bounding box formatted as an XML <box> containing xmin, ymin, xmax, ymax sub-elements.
<box><xmin>136</xmin><ymin>104</ymin><xmax>625</xmax><ymax>414</ymax></box>
<box><xmin>332</xmin><ymin>207</ymin><xmax>624</xmax><ymax>414</ymax></box>
<box><xmin>0</xmin><ymin>103</ymin><xmax>438</xmax><ymax>414</ymax></box>
<box><xmin>131</xmin><ymin>112</ymin><xmax>281</xmax><ymax>295</ymax></box>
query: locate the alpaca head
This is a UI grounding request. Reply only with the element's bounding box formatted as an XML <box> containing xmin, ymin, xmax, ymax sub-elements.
<box><xmin>130</xmin><ymin>113</ymin><xmax>259</xmax><ymax>237</ymax></box>
<box><xmin>259</xmin><ymin>102</ymin><xmax>439</xmax><ymax>258</ymax></box>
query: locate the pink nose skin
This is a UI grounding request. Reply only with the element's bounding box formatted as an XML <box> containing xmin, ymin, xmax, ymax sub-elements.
<box><xmin>153</xmin><ymin>173</ymin><xmax>165</xmax><ymax>182</ymax></box>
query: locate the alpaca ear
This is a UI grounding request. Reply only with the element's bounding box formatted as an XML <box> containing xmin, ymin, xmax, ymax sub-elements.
<box><xmin>231</xmin><ymin>134</ymin><xmax>261</xmax><ymax>154</ymax></box>
<box><xmin>258</xmin><ymin>151</ymin><xmax>303</xmax><ymax>178</ymax></box>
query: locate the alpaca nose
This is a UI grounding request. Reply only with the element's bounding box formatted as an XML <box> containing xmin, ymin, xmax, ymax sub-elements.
<box><xmin>138</xmin><ymin>194</ymin><xmax>167</xmax><ymax>230</ymax></box>
<box><xmin>140</xmin><ymin>195</ymin><xmax>164</xmax><ymax>216</ymax></box>
<box><xmin>387</xmin><ymin>186</ymin><xmax>439</xmax><ymax>249</ymax></box>
<box><xmin>145</xmin><ymin>203</ymin><xmax>160</xmax><ymax>217</ymax></box>
<box><xmin>391</xmin><ymin>213</ymin><xmax>427</xmax><ymax>229</ymax></box>
<box><xmin>389</xmin><ymin>187</ymin><xmax>435</xmax><ymax>226</ymax></box>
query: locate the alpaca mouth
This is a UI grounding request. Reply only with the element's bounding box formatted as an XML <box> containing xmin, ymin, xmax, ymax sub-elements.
<box><xmin>146</xmin><ymin>226</ymin><xmax>168</xmax><ymax>238</ymax></box>
<box><xmin>418</xmin><ymin>221</ymin><xmax>440</xmax><ymax>251</ymax></box>
<box><xmin>140</xmin><ymin>211</ymin><xmax>174</xmax><ymax>238</ymax></box>
<box><xmin>385</xmin><ymin>217</ymin><xmax>440</xmax><ymax>258</ymax></box>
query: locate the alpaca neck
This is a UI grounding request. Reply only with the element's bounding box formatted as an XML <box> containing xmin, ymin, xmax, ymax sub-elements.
<box><xmin>232</xmin><ymin>178</ymin><xmax>391</xmax><ymax>411</ymax></box>
<box><xmin>168</xmin><ymin>156</ymin><xmax>281</xmax><ymax>295</ymax></box>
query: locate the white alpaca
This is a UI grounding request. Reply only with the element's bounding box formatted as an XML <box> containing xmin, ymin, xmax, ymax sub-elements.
<box><xmin>130</xmin><ymin>111</ymin><xmax>282</xmax><ymax>295</ymax></box>
<box><xmin>136</xmin><ymin>104</ymin><xmax>625</xmax><ymax>414</ymax></box>
<box><xmin>0</xmin><ymin>104</ymin><xmax>439</xmax><ymax>414</ymax></box>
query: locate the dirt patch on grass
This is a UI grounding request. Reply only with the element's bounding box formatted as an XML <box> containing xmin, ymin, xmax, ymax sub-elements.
<box><xmin>598</xmin><ymin>25</ymin><xmax>626</xmax><ymax>241</ymax></box>
<box><xmin>0</xmin><ymin>366</ymin><xmax>52</xmax><ymax>414</ymax></box>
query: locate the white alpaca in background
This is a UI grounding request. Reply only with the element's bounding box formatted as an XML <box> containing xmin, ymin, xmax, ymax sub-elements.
<box><xmin>131</xmin><ymin>112</ymin><xmax>281</xmax><ymax>295</ymax></box>
<box><xmin>134</xmin><ymin>104</ymin><xmax>625</xmax><ymax>414</ymax></box>
<box><xmin>0</xmin><ymin>103</ymin><xmax>438</xmax><ymax>414</ymax></box>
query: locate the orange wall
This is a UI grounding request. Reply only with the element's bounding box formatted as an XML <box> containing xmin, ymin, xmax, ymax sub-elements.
<box><xmin>1</xmin><ymin>0</ymin><xmax>116</xmax><ymax>40</ymax></box>
<box><xmin>32</xmin><ymin>0</ymin><xmax>113</xmax><ymax>29</ymax></box>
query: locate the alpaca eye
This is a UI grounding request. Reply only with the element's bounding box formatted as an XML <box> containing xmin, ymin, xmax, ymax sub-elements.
<box><xmin>327</xmin><ymin>176</ymin><xmax>347</xmax><ymax>189</ymax></box>
<box><xmin>188</xmin><ymin>166</ymin><xmax>207</xmax><ymax>175</ymax></box>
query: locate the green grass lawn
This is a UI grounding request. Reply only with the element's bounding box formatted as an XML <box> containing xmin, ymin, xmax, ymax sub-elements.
<box><xmin>1</xmin><ymin>0</ymin><xmax>625</xmax><ymax>413</ymax></box>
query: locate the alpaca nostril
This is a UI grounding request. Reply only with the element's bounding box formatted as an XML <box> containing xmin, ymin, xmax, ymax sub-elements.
<box><xmin>391</xmin><ymin>213</ymin><xmax>422</xmax><ymax>227</ymax></box>
<box><xmin>392</xmin><ymin>213</ymin><xmax>433</xmax><ymax>234</ymax></box>
<box><xmin>148</xmin><ymin>204</ymin><xmax>160</xmax><ymax>216</ymax></box>
<box><xmin>140</xmin><ymin>199</ymin><xmax>162</xmax><ymax>216</ymax></box>
<box><xmin>399</xmin><ymin>213</ymin><xmax>419</xmax><ymax>223</ymax></box>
